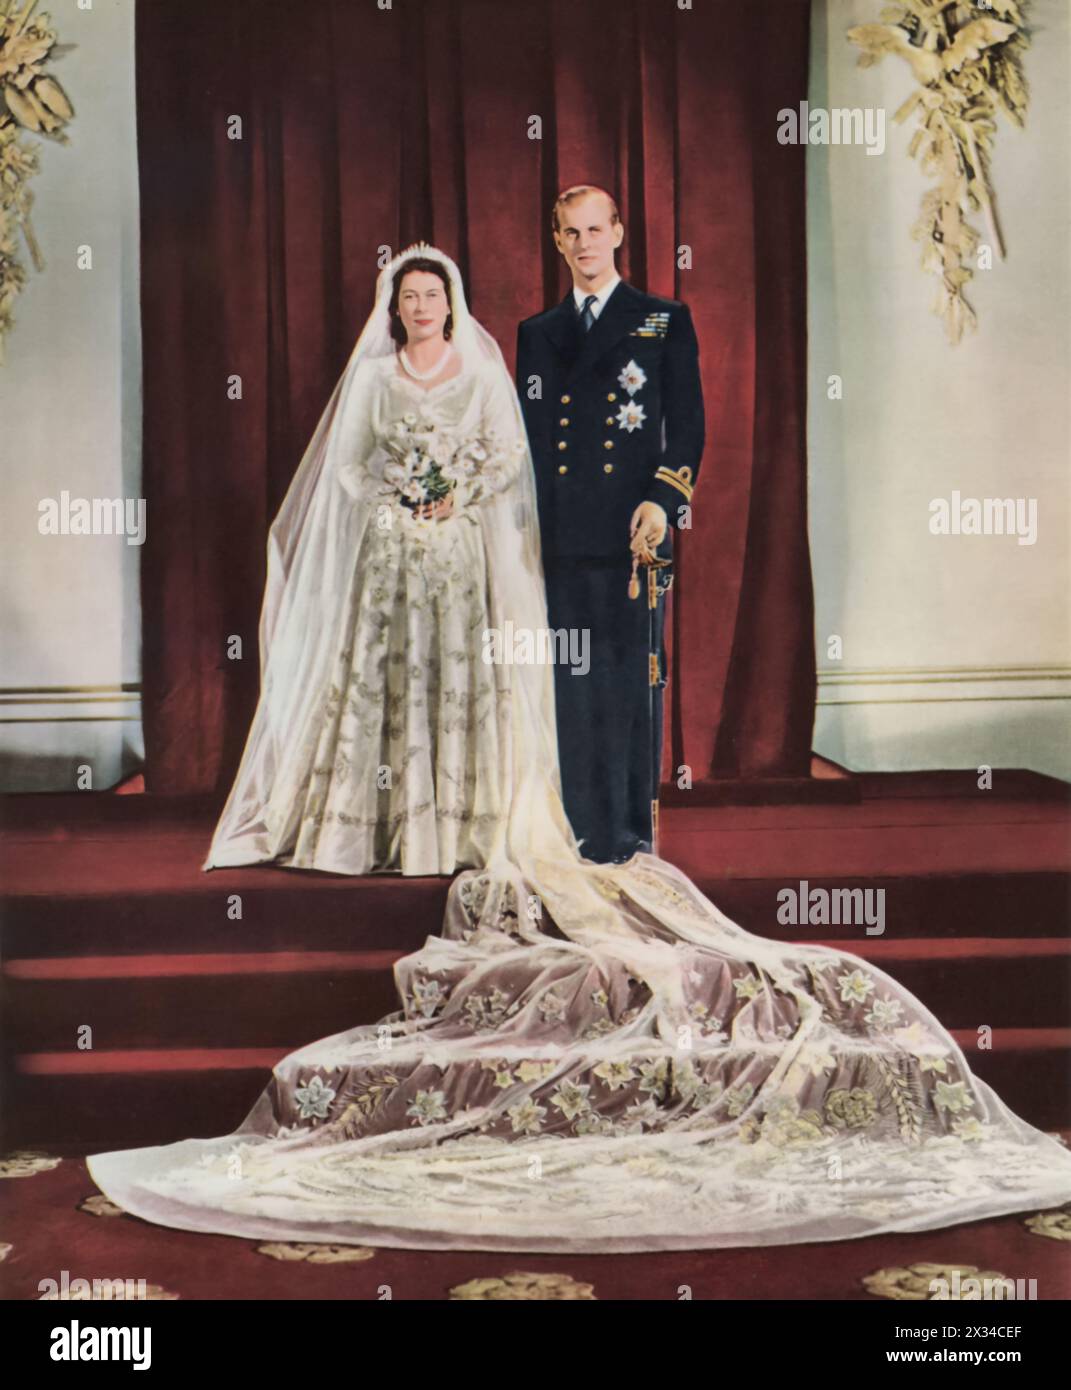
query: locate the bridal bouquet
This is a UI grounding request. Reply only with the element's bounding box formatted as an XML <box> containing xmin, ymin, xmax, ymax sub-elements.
<box><xmin>382</xmin><ymin>413</ymin><xmax>521</xmax><ymax>509</ymax></box>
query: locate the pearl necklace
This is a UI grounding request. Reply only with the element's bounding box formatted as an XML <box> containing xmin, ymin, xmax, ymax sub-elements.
<box><xmin>400</xmin><ymin>344</ymin><xmax>452</xmax><ymax>382</ymax></box>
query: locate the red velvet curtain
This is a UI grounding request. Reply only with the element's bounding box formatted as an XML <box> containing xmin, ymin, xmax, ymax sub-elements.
<box><xmin>135</xmin><ymin>0</ymin><xmax>815</xmax><ymax>795</ymax></box>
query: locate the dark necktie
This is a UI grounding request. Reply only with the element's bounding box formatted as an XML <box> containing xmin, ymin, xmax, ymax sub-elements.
<box><xmin>579</xmin><ymin>294</ymin><xmax>598</xmax><ymax>333</ymax></box>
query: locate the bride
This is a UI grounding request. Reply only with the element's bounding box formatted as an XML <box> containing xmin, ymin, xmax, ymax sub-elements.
<box><xmin>89</xmin><ymin>246</ymin><xmax>1071</xmax><ymax>1252</ymax></box>
<box><xmin>203</xmin><ymin>248</ymin><xmax>535</xmax><ymax>876</ymax></box>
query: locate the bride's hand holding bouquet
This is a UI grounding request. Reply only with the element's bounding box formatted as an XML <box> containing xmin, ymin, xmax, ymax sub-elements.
<box><xmin>381</xmin><ymin>411</ymin><xmax>518</xmax><ymax>520</ymax></box>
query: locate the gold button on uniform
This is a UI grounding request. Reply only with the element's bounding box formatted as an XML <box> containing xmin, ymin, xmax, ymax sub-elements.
<box><xmin>604</xmin><ymin>440</ymin><xmax>614</xmax><ymax>450</ymax></box>
<box><xmin>561</xmin><ymin>394</ymin><xmax>571</xmax><ymax>404</ymax></box>
<box><xmin>557</xmin><ymin>440</ymin><xmax>567</xmax><ymax>451</ymax></box>
<box><xmin>607</xmin><ymin>392</ymin><xmax>617</xmax><ymax>402</ymax></box>
<box><xmin>605</xmin><ymin>416</ymin><xmax>614</xmax><ymax>425</ymax></box>
<box><xmin>559</xmin><ymin>417</ymin><xmax>569</xmax><ymax>426</ymax></box>
<box><xmin>603</xmin><ymin>463</ymin><xmax>614</xmax><ymax>474</ymax></box>
<box><xmin>558</xmin><ymin>464</ymin><xmax>568</xmax><ymax>474</ymax></box>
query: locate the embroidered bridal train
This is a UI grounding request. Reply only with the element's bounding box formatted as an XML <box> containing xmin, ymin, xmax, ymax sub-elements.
<box><xmin>87</xmin><ymin>247</ymin><xmax>1071</xmax><ymax>1251</ymax></box>
<box><xmin>87</xmin><ymin>849</ymin><xmax>1071</xmax><ymax>1252</ymax></box>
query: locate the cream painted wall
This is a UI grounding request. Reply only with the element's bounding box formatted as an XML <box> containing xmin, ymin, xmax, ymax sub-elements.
<box><xmin>0</xmin><ymin>0</ymin><xmax>141</xmax><ymax>791</ymax></box>
<box><xmin>807</xmin><ymin>0</ymin><xmax>1070</xmax><ymax>779</ymax></box>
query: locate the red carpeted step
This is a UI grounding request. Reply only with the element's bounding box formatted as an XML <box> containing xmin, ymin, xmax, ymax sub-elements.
<box><xmin>810</xmin><ymin>937</ymin><xmax>1071</xmax><ymax>1030</ymax></box>
<box><xmin>6</xmin><ymin>1031</ymin><xmax>1070</xmax><ymax>1151</ymax></box>
<box><xmin>1</xmin><ymin>873</ymin><xmax>452</xmax><ymax>959</ymax></box>
<box><xmin>3</xmin><ymin>779</ymin><xmax>1068</xmax><ymax>1151</ymax></box>
<box><xmin>4</xmin><ymin>939</ymin><xmax>1068</xmax><ymax>1056</ymax></box>
<box><xmin>4</xmin><ymin>870</ymin><xmax>1068</xmax><ymax>955</ymax></box>
<box><xmin>691</xmin><ymin>874</ymin><xmax>1071</xmax><ymax>942</ymax></box>
<box><xmin>949</xmin><ymin>1029</ymin><xmax>1071</xmax><ymax>1134</ymax></box>
<box><xmin>4</xmin><ymin>1062</ymin><xmax>274</xmax><ymax>1150</ymax></box>
<box><xmin>4</xmin><ymin>949</ymin><xmax>406</xmax><ymax>1049</ymax></box>
<box><xmin>645</xmin><ymin>867</ymin><xmax>1071</xmax><ymax>942</ymax></box>
<box><xmin>4</xmin><ymin>786</ymin><xmax>1069</xmax><ymax>956</ymax></box>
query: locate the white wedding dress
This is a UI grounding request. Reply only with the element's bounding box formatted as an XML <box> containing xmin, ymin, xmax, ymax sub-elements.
<box><xmin>274</xmin><ymin>361</ymin><xmax>523</xmax><ymax>875</ymax></box>
<box><xmin>203</xmin><ymin>351</ymin><xmax>526</xmax><ymax>875</ymax></box>
<box><xmin>88</xmin><ymin>247</ymin><xmax>1071</xmax><ymax>1252</ymax></box>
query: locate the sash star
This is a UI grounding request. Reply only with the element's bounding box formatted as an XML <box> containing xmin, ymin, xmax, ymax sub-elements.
<box><xmin>618</xmin><ymin>360</ymin><xmax>647</xmax><ymax>396</ymax></box>
<box><xmin>616</xmin><ymin>401</ymin><xmax>646</xmax><ymax>433</ymax></box>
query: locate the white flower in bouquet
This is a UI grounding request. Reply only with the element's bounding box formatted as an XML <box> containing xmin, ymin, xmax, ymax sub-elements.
<box><xmin>381</xmin><ymin>417</ymin><xmax>522</xmax><ymax>507</ymax></box>
<box><xmin>382</xmin><ymin>446</ymin><xmax>426</xmax><ymax>494</ymax></box>
<box><xmin>442</xmin><ymin>439</ymin><xmax>488</xmax><ymax>484</ymax></box>
<box><xmin>424</xmin><ymin>427</ymin><xmax>457</xmax><ymax>469</ymax></box>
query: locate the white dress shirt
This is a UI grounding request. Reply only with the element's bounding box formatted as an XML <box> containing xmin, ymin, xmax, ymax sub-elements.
<box><xmin>573</xmin><ymin>273</ymin><xmax>620</xmax><ymax>320</ymax></box>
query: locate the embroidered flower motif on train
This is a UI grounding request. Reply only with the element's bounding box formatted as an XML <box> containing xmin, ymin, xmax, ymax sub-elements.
<box><xmin>461</xmin><ymin>987</ymin><xmax>514</xmax><ymax>1030</ymax></box>
<box><xmin>824</xmin><ymin>1087</ymin><xmax>879</xmax><ymax>1130</ymax></box>
<box><xmin>293</xmin><ymin>1075</ymin><xmax>336</xmax><ymax>1122</ymax></box>
<box><xmin>407</xmin><ymin>1089</ymin><xmax>449</xmax><ymax>1126</ymax></box>
<box><xmin>410</xmin><ymin>975</ymin><xmax>450</xmax><ymax>1018</ymax></box>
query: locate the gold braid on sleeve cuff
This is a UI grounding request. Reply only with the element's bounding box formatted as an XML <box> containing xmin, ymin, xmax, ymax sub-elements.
<box><xmin>653</xmin><ymin>465</ymin><xmax>694</xmax><ymax>502</ymax></box>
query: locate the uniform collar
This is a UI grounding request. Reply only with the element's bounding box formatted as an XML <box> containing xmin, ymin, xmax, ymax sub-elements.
<box><xmin>572</xmin><ymin>273</ymin><xmax>621</xmax><ymax>317</ymax></box>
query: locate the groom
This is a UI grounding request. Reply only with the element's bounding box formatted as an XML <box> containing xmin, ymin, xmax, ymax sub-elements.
<box><xmin>517</xmin><ymin>186</ymin><xmax>704</xmax><ymax>863</ymax></box>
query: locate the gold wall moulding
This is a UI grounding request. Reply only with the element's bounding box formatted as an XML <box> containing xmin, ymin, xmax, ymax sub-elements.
<box><xmin>0</xmin><ymin>683</ymin><xmax>141</xmax><ymax>696</ymax></box>
<box><xmin>0</xmin><ymin>683</ymin><xmax>141</xmax><ymax>721</ymax></box>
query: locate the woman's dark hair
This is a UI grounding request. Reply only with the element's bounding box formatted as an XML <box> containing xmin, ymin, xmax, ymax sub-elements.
<box><xmin>388</xmin><ymin>257</ymin><xmax>454</xmax><ymax>345</ymax></box>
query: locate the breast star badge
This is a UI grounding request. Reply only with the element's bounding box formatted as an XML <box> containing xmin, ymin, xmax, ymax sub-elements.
<box><xmin>616</xmin><ymin>401</ymin><xmax>646</xmax><ymax>432</ymax></box>
<box><xmin>617</xmin><ymin>360</ymin><xmax>647</xmax><ymax>396</ymax></box>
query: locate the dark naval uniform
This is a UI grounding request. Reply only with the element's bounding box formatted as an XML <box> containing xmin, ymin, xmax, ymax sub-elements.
<box><xmin>517</xmin><ymin>279</ymin><xmax>704</xmax><ymax>862</ymax></box>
